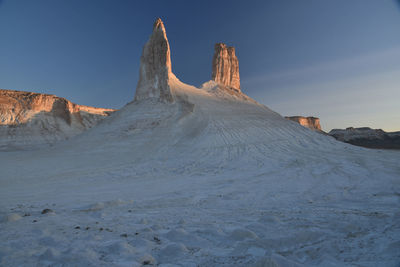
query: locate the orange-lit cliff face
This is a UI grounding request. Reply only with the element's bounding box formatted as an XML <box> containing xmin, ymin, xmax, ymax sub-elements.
<box><xmin>285</xmin><ymin>116</ymin><xmax>322</xmax><ymax>131</ymax></box>
<box><xmin>0</xmin><ymin>89</ymin><xmax>114</xmax><ymax>126</ymax></box>
<box><xmin>212</xmin><ymin>43</ymin><xmax>240</xmax><ymax>91</ymax></box>
<box><xmin>0</xmin><ymin>89</ymin><xmax>115</xmax><ymax>150</ymax></box>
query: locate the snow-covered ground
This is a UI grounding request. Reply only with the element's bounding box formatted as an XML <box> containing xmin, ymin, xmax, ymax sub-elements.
<box><xmin>1</xmin><ymin>78</ymin><xmax>399</xmax><ymax>266</ymax></box>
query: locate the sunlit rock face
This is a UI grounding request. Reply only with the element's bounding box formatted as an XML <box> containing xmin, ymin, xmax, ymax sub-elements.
<box><xmin>212</xmin><ymin>43</ymin><xmax>240</xmax><ymax>91</ymax></box>
<box><xmin>285</xmin><ymin>116</ymin><xmax>322</xmax><ymax>131</ymax></box>
<box><xmin>0</xmin><ymin>89</ymin><xmax>114</xmax><ymax>150</ymax></box>
<box><xmin>134</xmin><ymin>18</ymin><xmax>175</xmax><ymax>103</ymax></box>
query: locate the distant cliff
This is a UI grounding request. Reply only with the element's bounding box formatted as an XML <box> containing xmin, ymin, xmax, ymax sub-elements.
<box><xmin>286</xmin><ymin>116</ymin><xmax>400</xmax><ymax>149</ymax></box>
<box><xmin>0</xmin><ymin>89</ymin><xmax>115</xmax><ymax>150</ymax></box>
<box><xmin>329</xmin><ymin>127</ymin><xmax>400</xmax><ymax>149</ymax></box>
<box><xmin>285</xmin><ymin>116</ymin><xmax>322</xmax><ymax>132</ymax></box>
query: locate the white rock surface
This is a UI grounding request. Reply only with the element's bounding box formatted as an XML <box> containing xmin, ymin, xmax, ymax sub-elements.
<box><xmin>1</xmin><ymin>213</ymin><xmax>22</xmax><ymax>223</ymax></box>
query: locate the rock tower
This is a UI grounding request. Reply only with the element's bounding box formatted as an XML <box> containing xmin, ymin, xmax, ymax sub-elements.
<box><xmin>134</xmin><ymin>18</ymin><xmax>174</xmax><ymax>102</ymax></box>
<box><xmin>212</xmin><ymin>43</ymin><xmax>240</xmax><ymax>90</ymax></box>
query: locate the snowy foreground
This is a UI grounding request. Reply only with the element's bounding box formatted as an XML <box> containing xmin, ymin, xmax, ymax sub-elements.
<box><xmin>1</xmin><ymin>79</ymin><xmax>400</xmax><ymax>266</ymax></box>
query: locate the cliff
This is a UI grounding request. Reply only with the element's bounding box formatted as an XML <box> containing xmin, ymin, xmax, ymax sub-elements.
<box><xmin>285</xmin><ymin>116</ymin><xmax>322</xmax><ymax>132</ymax></box>
<box><xmin>212</xmin><ymin>43</ymin><xmax>240</xmax><ymax>91</ymax></box>
<box><xmin>329</xmin><ymin>127</ymin><xmax>400</xmax><ymax>149</ymax></box>
<box><xmin>0</xmin><ymin>89</ymin><xmax>115</xmax><ymax>150</ymax></box>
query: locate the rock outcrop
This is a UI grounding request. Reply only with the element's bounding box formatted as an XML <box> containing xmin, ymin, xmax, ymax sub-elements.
<box><xmin>329</xmin><ymin>127</ymin><xmax>400</xmax><ymax>149</ymax></box>
<box><xmin>212</xmin><ymin>43</ymin><xmax>240</xmax><ymax>91</ymax></box>
<box><xmin>285</xmin><ymin>116</ymin><xmax>322</xmax><ymax>132</ymax></box>
<box><xmin>134</xmin><ymin>18</ymin><xmax>175</xmax><ymax>103</ymax></box>
<box><xmin>0</xmin><ymin>89</ymin><xmax>115</xmax><ymax>150</ymax></box>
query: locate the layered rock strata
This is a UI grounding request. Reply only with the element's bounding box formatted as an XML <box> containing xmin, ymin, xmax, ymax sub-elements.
<box><xmin>212</xmin><ymin>43</ymin><xmax>240</xmax><ymax>90</ymax></box>
<box><xmin>0</xmin><ymin>89</ymin><xmax>114</xmax><ymax>150</ymax></box>
<box><xmin>285</xmin><ymin>116</ymin><xmax>322</xmax><ymax>131</ymax></box>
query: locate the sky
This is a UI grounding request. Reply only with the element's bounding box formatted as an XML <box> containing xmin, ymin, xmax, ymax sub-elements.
<box><xmin>0</xmin><ymin>0</ymin><xmax>399</xmax><ymax>132</ymax></box>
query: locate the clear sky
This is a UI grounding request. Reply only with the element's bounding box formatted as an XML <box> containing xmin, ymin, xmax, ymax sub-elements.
<box><xmin>0</xmin><ymin>0</ymin><xmax>399</xmax><ymax>132</ymax></box>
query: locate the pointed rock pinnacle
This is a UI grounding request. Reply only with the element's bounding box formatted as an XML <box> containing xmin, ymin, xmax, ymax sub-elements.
<box><xmin>134</xmin><ymin>18</ymin><xmax>174</xmax><ymax>102</ymax></box>
<box><xmin>212</xmin><ymin>43</ymin><xmax>240</xmax><ymax>90</ymax></box>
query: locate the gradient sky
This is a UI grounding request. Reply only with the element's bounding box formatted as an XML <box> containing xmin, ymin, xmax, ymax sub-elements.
<box><xmin>0</xmin><ymin>0</ymin><xmax>399</xmax><ymax>132</ymax></box>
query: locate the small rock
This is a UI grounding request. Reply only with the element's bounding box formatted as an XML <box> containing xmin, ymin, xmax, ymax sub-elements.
<box><xmin>120</xmin><ymin>233</ymin><xmax>128</xmax><ymax>238</ymax></box>
<box><xmin>140</xmin><ymin>254</ymin><xmax>156</xmax><ymax>265</ymax></box>
<box><xmin>74</xmin><ymin>226</ymin><xmax>80</xmax><ymax>229</ymax></box>
<box><xmin>41</xmin><ymin>209</ymin><xmax>54</xmax><ymax>214</ymax></box>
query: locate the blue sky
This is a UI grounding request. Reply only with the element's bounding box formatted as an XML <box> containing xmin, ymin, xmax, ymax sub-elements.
<box><xmin>0</xmin><ymin>0</ymin><xmax>399</xmax><ymax>131</ymax></box>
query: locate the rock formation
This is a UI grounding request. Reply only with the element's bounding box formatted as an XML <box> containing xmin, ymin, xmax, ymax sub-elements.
<box><xmin>329</xmin><ymin>127</ymin><xmax>400</xmax><ymax>149</ymax></box>
<box><xmin>212</xmin><ymin>43</ymin><xmax>240</xmax><ymax>91</ymax></box>
<box><xmin>286</xmin><ymin>116</ymin><xmax>400</xmax><ymax>149</ymax></box>
<box><xmin>0</xmin><ymin>89</ymin><xmax>113</xmax><ymax>125</ymax></box>
<box><xmin>134</xmin><ymin>18</ymin><xmax>175</xmax><ymax>103</ymax></box>
<box><xmin>285</xmin><ymin>116</ymin><xmax>322</xmax><ymax>132</ymax></box>
<box><xmin>0</xmin><ymin>89</ymin><xmax>114</xmax><ymax>150</ymax></box>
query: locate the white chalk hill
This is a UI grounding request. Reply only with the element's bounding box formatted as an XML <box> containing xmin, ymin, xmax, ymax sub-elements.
<box><xmin>35</xmin><ymin>18</ymin><xmax>338</xmax><ymax>168</ymax></box>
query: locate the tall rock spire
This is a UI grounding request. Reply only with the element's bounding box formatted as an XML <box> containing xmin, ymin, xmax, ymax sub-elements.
<box><xmin>212</xmin><ymin>43</ymin><xmax>240</xmax><ymax>90</ymax></box>
<box><xmin>134</xmin><ymin>18</ymin><xmax>174</xmax><ymax>102</ymax></box>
